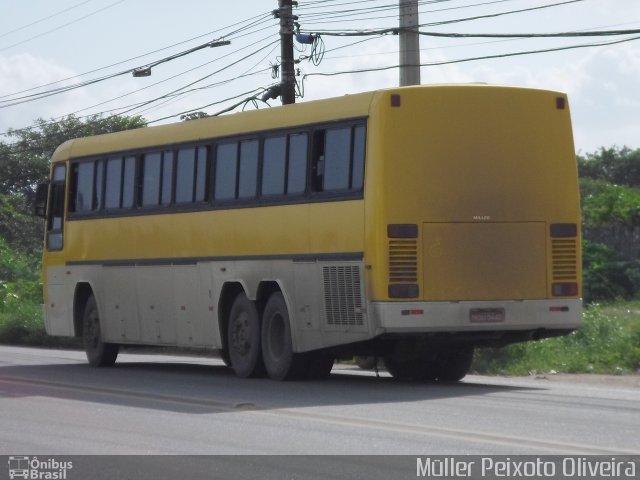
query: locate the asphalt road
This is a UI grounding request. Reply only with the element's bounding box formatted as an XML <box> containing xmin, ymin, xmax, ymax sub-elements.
<box><xmin>1</xmin><ymin>345</ymin><xmax>638</xmax><ymax>460</ymax></box>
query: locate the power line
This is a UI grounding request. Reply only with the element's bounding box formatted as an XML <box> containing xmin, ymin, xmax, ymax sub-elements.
<box><xmin>0</xmin><ymin>38</ymin><xmax>278</xmax><ymax>138</ymax></box>
<box><xmin>0</xmin><ymin>0</ymin><xmax>127</xmax><ymax>53</ymax></box>
<box><xmin>300</xmin><ymin>0</ymin><xmax>586</xmax><ymax>34</ymax></box>
<box><xmin>303</xmin><ymin>33</ymin><xmax>640</xmax><ymax>77</ymax></box>
<box><xmin>417</xmin><ymin>28</ymin><xmax>640</xmax><ymax>38</ymax></box>
<box><xmin>0</xmin><ymin>37</ymin><xmax>241</xmax><ymax>109</ymax></box>
<box><xmin>0</xmin><ymin>11</ymin><xmax>274</xmax><ymax>101</ymax></box>
<box><xmin>112</xmin><ymin>39</ymin><xmax>280</xmax><ymax>119</ymax></box>
<box><xmin>0</xmin><ymin>0</ymin><xmax>96</xmax><ymax>40</ymax></box>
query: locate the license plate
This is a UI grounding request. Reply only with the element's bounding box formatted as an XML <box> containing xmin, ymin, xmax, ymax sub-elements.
<box><xmin>470</xmin><ymin>308</ymin><xmax>505</xmax><ymax>323</ymax></box>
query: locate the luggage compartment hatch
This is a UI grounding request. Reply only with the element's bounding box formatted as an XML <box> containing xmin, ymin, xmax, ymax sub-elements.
<box><xmin>422</xmin><ymin>222</ymin><xmax>547</xmax><ymax>301</ymax></box>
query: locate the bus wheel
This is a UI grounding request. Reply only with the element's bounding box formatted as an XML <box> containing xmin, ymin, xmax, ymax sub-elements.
<box><xmin>305</xmin><ymin>351</ymin><xmax>334</xmax><ymax>380</ymax></box>
<box><xmin>261</xmin><ymin>292</ymin><xmax>308</xmax><ymax>381</ymax></box>
<box><xmin>355</xmin><ymin>355</ymin><xmax>378</xmax><ymax>370</ymax></box>
<box><xmin>382</xmin><ymin>343</ymin><xmax>436</xmax><ymax>381</ymax></box>
<box><xmin>227</xmin><ymin>293</ymin><xmax>264</xmax><ymax>378</ymax></box>
<box><xmin>434</xmin><ymin>348</ymin><xmax>474</xmax><ymax>382</ymax></box>
<box><xmin>83</xmin><ymin>294</ymin><xmax>119</xmax><ymax>367</ymax></box>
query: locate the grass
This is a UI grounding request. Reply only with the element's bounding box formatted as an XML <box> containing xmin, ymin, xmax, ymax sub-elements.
<box><xmin>473</xmin><ymin>301</ymin><xmax>640</xmax><ymax>376</ymax></box>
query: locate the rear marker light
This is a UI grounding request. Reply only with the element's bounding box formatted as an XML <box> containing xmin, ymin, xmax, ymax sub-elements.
<box><xmin>387</xmin><ymin>224</ymin><xmax>418</xmax><ymax>238</ymax></box>
<box><xmin>391</xmin><ymin>94</ymin><xmax>401</xmax><ymax>107</ymax></box>
<box><xmin>550</xmin><ymin>223</ymin><xmax>577</xmax><ymax>238</ymax></box>
<box><xmin>556</xmin><ymin>97</ymin><xmax>566</xmax><ymax>110</ymax></box>
<box><xmin>401</xmin><ymin>309</ymin><xmax>424</xmax><ymax>316</ymax></box>
<box><xmin>550</xmin><ymin>306</ymin><xmax>570</xmax><ymax>312</ymax></box>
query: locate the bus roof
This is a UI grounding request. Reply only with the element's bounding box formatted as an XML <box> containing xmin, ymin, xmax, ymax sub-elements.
<box><xmin>49</xmin><ymin>84</ymin><xmax>565</xmax><ymax>163</ymax></box>
<box><xmin>50</xmin><ymin>89</ymin><xmax>379</xmax><ymax>162</ymax></box>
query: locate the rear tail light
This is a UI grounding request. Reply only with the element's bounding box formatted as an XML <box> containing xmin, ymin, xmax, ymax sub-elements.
<box><xmin>552</xmin><ymin>282</ymin><xmax>578</xmax><ymax>297</ymax></box>
<box><xmin>389</xmin><ymin>284</ymin><xmax>419</xmax><ymax>299</ymax></box>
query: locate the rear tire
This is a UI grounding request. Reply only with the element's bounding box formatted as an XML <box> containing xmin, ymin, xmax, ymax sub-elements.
<box><xmin>433</xmin><ymin>348</ymin><xmax>474</xmax><ymax>382</ymax></box>
<box><xmin>355</xmin><ymin>355</ymin><xmax>378</xmax><ymax>370</ymax></box>
<box><xmin>383</xmin><ymin>340</ymin><xmax>436</xmax><ymax>381</ymax></box>
<box><xmin>82</xmin><ymin>294</ymin><xmax>119</xmax><ymax>367</ymax></box>
<box><xmin>383</xmin><ymin>354</ymin><xmax>436</xmax><ymax>381</ymax></box>
<box><xmin>261</xmin><ymin>292</ymin><xmax>308</xmax><ymax>380</ymax></box>
<box><xmin>306</xmin><ymin>350</ymin><xmax>334</xmax><ymax>380</ymax></box>
<box><xmin>227</xmin><ymin>293</ymin><xmax>264</xmax><ymax>378</ymax></box>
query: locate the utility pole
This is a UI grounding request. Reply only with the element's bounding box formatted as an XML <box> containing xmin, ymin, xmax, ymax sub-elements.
<box><xmin>399</xmin><ymin>0</ymin><xmax>421</xmax><ymax>86</ymax></box>
<box><xmin>278</xmin><ymin>0</ymin><xmax>297</xmax><ymax>105</ymax></box>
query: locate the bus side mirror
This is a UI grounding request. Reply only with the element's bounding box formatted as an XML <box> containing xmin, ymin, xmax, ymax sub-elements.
<box><xmin>34</xmin><ymin>183</ymin><xmax>49</xmax><ymax>218</ymax></box>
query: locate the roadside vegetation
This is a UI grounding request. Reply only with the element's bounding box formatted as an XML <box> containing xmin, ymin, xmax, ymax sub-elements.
<box><xmin>473</xmin><ymin>302</ymin><xmax>640</xmax><ymax>375</ymax></box>
<box><xmin>474</xmin><ymin>146</ymin><xmax>640</xmax><ymax>376</ymax></box>
<box><xmin>0</xmin><ymin>116</ymin><xmax>638</xmax><ymax>375</ymax></box>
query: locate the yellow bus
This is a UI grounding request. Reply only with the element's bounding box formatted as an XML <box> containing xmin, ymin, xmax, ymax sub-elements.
<box><xmin>36</xmin><ymin>84</ymin><xmax>582</xmax><ymax>381</ymax></box>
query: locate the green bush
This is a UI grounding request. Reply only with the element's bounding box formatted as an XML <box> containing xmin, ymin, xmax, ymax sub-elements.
<box><xmin>0</xmin><ymin>237</ymin><xmax>50</xmax><ymax>345</ymax></box>
<box><xmin>582</xmin><ymin>240</ymin><xmax>640</xmax><ymax>302</ymax></box>
<box><xmin>473</xmin><ymin>304</ymin><xmax>640</xmax><ymax>375</ymax></box>
<box><xmin>578</xmin><ymin>146</ymin><xmax>640</xmax><ymax>188</ymax></box>
<box><xmin>580</xmin><ymin>178</ymin><xmax>640</xmax><ymax>227</ymax></box>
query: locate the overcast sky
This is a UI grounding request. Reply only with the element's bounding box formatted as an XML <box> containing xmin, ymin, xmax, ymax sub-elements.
<box><xmin>0</xmin><ymin>0</ymin><xmax>638</xmax><ymax>153</ymax></box>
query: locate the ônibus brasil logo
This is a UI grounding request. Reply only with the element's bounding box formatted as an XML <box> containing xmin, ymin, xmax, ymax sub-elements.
<box><xmin>8</xmin><ymin>456</ymin><xmax>73</xmax><ymax>480</ymax></box>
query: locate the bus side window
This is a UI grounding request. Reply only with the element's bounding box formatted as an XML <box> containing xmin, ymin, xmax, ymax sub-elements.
<box><xmin>214</xmin><ymin>142</ymin><xmax>238</xmax><ymax>201</ymax></box>
<box><xmin>71</xmin><ymin>161</ymin><xmax>95</xmax><ymax>213</ymax></box>
<box><xmin>311</xmin><ymin>130</ymin><xmax>326</xmax><ymax>192</ymax></box>
<box><xmin>176</xmin><ymin>148</ymin><xmax>196</xmax><ymax>204</ymax></box>
<box><xmin>323</xmin><ymin>127</ymin><xmax>351</xmax><ymax>191</ymax></box>
<box><xmin>122</xmin><ymin>156</ymin><xmax>136</xmax><ymax>208</ymax></box>
<box><xmin>238</xmin><ymin>140</ymin><xmax>259</xmax><ymax>200</ymax></box>
<box><xmin>312</xmin><ymin>125</ymin><xmax>365</xmax><ymax>193</ymax></box>
<box><xmin>262</xmin><ymin>136</ymin><xmax>286</xmax><ymax>196</ymax></box>
<box><xmin>352</xmin><ymin>125</ymin><xmax>366</xmax><ymax>190</ymax></box>
<box><xmin>287</xmin><ymin>133</ymin><xmax>307</xmax><ymax>195</ymax></box>
<box><xmin>47</xmin><ymin>164</ymin><xmax>66</xmax><ymax>251</ymax></box>
<box><xmin>141</xmin><ymin>153</ymin><xmax>162</xmax><ymax>207</ymax></box>
<box><xmin>161</xmin><ymin>150</ymin><xmax>174</xmax><ymax>206</ymax></box>
<box><xmin>94</xmin><ymin>159</ymin><xmax>104</xmax><ymax>211</ymax></box>
<box><xmin>194</xmin><ymin>147</ymin><xmax>209</xmax><ymax>202</ymax></box>
<box><xmin>105</xmin><ymin>157</ymin><xmax>123</xmax><ymax>209</ymax></box>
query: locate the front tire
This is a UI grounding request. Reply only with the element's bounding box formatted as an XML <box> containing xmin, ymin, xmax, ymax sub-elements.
<box><xmin>82</xmin><ymin>294</ymin><xmax>119</xmax><ymax>367</ymax></box>
<box><xmin>227</xmin><ymin>293</ymin><xmax>264</xmax><ymax>378</ymax></box>
<box><xmin>261</xmin><ymin>292</ymin><xmax>308</xmax><ymax>380</ymax></box>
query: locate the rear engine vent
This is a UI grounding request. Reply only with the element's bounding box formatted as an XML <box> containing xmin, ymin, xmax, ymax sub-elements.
<box><xmin>388</xmin><ymin>239</ymin><xmax>418</xmax><ymax>284</ymax></box>
<box><xmin>322</xmin><ymin>266</ymin><xmax>364</xmax><ymax>326</ymax></box>
<box><xmin>551</xmin><ymin>238</ymin><xmax>578</xmax><ymax>282</ymax></box>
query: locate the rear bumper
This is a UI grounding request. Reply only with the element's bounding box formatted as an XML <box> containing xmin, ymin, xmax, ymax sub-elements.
<box><xmin>371</xmin><ymin>299</ymin><xmax>582</xmax><ymax>333</ymax></box>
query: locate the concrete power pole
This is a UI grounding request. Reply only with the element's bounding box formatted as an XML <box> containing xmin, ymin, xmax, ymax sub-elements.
<box><xmin>279</xmin><ymin>0</ymin><xmax>296</xmax><ymax>105</ymax></box>
<box><xmin>399</xmin><ymin>0</ymin><xmax>421</xmax><ymax>86</ymax></box>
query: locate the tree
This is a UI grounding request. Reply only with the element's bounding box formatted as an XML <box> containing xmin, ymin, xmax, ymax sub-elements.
<box><xmin>0</xmin><ymin>114</ymin><xmax>147</xmax><ymax>254</ymax></box>
<box><xmin>180</xmin><ymin>111</ymin><xmax>209</xmax><ymax>121</ymax></box>
<box><xmin>578</xmin><ymin>146</ymin><xmax>640</xmax><ymax>188</ymax></box>
<box><xmin>1</xmin><ymin>114</ymin><xmax>147</xmax><ymax>197</ymax></box>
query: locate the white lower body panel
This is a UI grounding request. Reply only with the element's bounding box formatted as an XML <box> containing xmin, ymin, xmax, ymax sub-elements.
<box><xmin>371</xmin><ymin>299</ymin><xmax>582</xmax><ymax>333</ymax></box>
